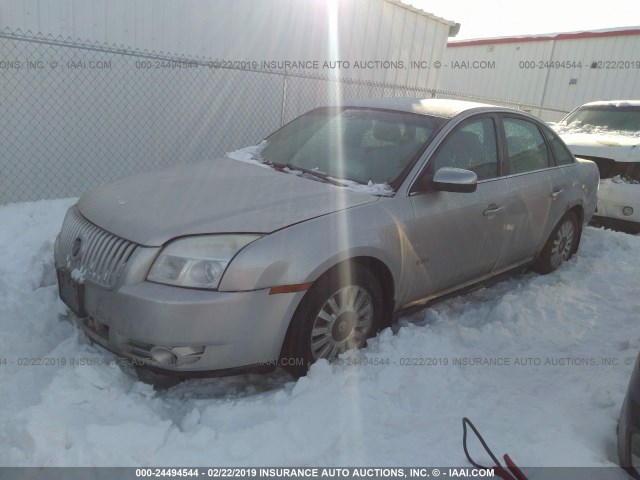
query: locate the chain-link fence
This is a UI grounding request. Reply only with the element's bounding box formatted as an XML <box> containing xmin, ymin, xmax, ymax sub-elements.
<box><xmin>0</xmin><ymin>30</ymin><xmax>569</xmax><ymax>205</ymax></box>
<box><xmin>430</xmin><ymin>89</ymin><xmax>570</xmax><ymax>124</ymax></box>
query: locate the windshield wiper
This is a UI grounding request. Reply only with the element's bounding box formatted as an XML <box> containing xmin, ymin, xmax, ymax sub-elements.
<box><xmin>264</xmin><ymin>161</ymin><xmax>347</xmax><ymax>187</ymax></box>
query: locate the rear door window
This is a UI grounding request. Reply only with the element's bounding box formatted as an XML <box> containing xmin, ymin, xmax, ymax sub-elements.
<box><xmin>503</xmin><ymin>118</ymin><xmax>551</xmax><ymax>174</ymax></box>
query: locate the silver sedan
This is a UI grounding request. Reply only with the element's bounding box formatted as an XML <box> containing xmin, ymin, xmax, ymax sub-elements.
<box><xmin>54</xmin><ymin>98</ymin><xmax>599</xmax><ymax>381</ymax></box>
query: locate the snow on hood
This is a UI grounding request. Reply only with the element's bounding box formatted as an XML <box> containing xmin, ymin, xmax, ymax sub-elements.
<box><xmin>553</xmin><ymin>123</ymin><xmax>640</xmax><ymax>139</ymax></box>
<box><xmin>226</xmin><ymin>142</ymin><xmax>395</xmax><ymax>197</ymax></box>
<box><xmin>225</xmin><ymin>141</ymin><xmax>272</xmax><ymax>169</ymax></box>
<box><xmin>553</xmin><ymin>123</ymin><xmax>640</xmax><ymax>163</ymax></box>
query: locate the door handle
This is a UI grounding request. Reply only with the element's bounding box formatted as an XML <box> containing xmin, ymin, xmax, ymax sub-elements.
<box><xmin>483</xmin><ymin>204</ymin><xmax>505</xmax><ymax>217</ymax></box>
<box><xmin>550</xmin><ymin>188</ymin><xmax>564</xmax><ymax>199</ymax></box>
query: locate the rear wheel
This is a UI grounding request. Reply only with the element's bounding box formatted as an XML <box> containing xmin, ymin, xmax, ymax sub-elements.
<box><xmin>533</xmin><ymin>211</ymin><xmax>579</xmax><ymax>274</ymax></box>
<box><xmin>281</xmin><ymin>264</ymin><xmax>384</xmax><ymax>377</ymax></box>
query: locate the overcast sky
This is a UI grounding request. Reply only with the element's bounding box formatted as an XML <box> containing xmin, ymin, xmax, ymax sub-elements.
<box><xmin>406</xmin><ymin>0</ymin><xmax>640</xmax><ymax>40</ymax></box>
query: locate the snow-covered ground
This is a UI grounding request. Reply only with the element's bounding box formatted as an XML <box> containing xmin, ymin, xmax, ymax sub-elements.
<box><xmin>1</xmin><ymin>199</ymin><xmax>639</xmax><ymax>471</ymax></box>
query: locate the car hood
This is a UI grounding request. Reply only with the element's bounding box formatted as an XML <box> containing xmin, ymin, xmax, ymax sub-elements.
<box><xmin>560</xmin><ymin>132</ymin><xmax>640</xmax><ymax>162</ymax></box>
<box><xmin>77</xmin><ymin>157</ymin><xmax>378</xmax><ymax>246</ymax></box>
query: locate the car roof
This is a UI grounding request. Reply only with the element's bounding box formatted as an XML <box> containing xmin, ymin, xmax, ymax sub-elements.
<box><xmin>579</xmin><ymin>100</ymin><xmax>640</xmax><ymax>108</ymax></box>
<box><xmin>339</xmin><ymin>98</ymin><xmax>496</xmax><ymax>118</ymax></box>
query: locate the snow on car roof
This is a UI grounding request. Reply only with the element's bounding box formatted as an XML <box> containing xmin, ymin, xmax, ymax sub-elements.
<box><xmin>339</xmin><ymin>98</ymin><xmax>495</xmax><ymax>118</ymax></box>
<box><xmin>579</xmin><ymin>100</ymin><xmax>640</xmax><ymax>108</ymax></box>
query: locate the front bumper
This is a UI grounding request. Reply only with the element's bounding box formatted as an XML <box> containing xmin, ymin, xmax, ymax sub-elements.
<box><xmin>596</xmin><ymin>180</ymin><xmax>640</xmax><ymax>228</ymax></box>
<box><xmin>592</xmin><ymin>215</ymin><xmax>640</xmax><ymax>234</ymax></box>
<box><xmin>618</xmin><ymin>353</ymin><xmax>640</xmax><ymax>478</ymax></box>
<box><xmin>58</xmin><ymin>268</ymin><xmax>304</xmax><ymax>373</ymax></box>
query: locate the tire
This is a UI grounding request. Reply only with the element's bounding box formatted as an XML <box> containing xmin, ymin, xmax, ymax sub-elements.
<box><xmin>281</xmin><ymin>264</ymin><xmax>384</xmax><ymax>377</ymax></box>
<box><xmin>533</xmin><ymin>211</ymin><xmax>579</xmax><ymax>274</ymax></box>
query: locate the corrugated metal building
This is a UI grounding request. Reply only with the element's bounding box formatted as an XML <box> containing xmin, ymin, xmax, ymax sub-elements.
<box><xmin>0</xmin><ymin>0</ymin><xmax>459</xmax><ymax>88</ymax></box>
<box><xmin>0</xmin><ymin>0</ymin><xmax>460</xmax><ymax>203</ymax></box>
<box><xmin>439</xmin><ymin>27</ymin><xmax>640</xmax><ymax>113</ymax></box>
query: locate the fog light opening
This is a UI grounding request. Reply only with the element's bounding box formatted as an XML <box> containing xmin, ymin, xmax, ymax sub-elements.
<box><xmin>149</xmin><ymin>346</ymin><xmax>177</xmax><ymax>365</ymax></box>
<box><xmin>623</xmin><ymin>206</ymin><xmax>634</xmax><ymax>217</ymax></box>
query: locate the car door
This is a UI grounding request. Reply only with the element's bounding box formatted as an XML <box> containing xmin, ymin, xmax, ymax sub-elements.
<box><xmin>494</xmin><ymin>115</ymin><xmax>568</xmax><ymax>270</ymax></box>
<box><xmin>406</xmin><ymin>115</ymin><xmax>509</xmax><ymax>303</ymax></box>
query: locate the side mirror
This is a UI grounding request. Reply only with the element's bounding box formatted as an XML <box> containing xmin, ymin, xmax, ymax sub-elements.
<box><xmin>432</xmin><ymin>167</ymin><xmax>478</xmax><ymax>193</ymax></box>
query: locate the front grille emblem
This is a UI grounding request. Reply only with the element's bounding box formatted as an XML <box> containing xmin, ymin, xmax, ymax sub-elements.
<box><xmin>59</xmin><ymin>207</ymin><xmax>137</xmax><ymax>288</ymax></box>
<box><xmin>71</xmin><ymin>237</ymin><xmax>82</xmax><ymax>258</ymax></box>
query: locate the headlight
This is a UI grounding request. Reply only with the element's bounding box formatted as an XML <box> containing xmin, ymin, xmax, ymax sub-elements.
<box><xmin>147</xmin><ymin>235</ymin><xmax>262</xmax><ymax>290</ymax></box>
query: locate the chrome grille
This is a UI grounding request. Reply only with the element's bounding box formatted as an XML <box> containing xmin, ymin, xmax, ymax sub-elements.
<box><xmin>57</xmin><ymin>206</ymin><xmax>138</xmax><ymax>288</ymax></box>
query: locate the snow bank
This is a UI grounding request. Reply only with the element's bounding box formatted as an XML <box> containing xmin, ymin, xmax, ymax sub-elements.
<box><xmin>225</xmin><ymin>143</ymin><xmax>394</xmax><ymax>197</ymax></box>
<box><xmin>1</xmin><ymin>199</ymin><xmax>639</xmax><ymax>469</ymax></box>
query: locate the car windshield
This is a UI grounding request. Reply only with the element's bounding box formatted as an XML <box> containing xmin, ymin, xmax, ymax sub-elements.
<box><xmin>561</xmin><ymin>105</ymin><xmax>640</xmax><ymax>132</ymax></box>
<box><xmin>260</xmin><ymin>107</ymin><xmax>445</xmax><ymax>189</ymax></box>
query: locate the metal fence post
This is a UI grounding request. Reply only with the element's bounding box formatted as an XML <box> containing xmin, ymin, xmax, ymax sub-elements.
<box><xmin>280</xmin><ymin>71</ymin><xmax>288</xmax><ymax>127</ymax></box>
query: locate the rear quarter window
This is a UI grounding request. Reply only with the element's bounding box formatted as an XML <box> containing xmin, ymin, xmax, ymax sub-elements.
<box><xmin>542</xmin><ymin>126</ymin><xmax>575</xmax><ymax>166</ymax></box>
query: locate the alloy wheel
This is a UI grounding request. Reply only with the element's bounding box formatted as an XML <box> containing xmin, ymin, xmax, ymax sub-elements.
<box><xmin>310</xmin><ymin>285</ymin><xmax>373</xmax><ymax>361</ymax></box>
<box><xmin>550</xmin><ymin>219</ymin><xmax>575</xmax><ymax>268</ymax></box>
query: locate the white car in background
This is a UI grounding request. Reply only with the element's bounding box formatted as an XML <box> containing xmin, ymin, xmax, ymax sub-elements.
<box><xmin>554</xmin><ymin>100</ymin><xmax>640</xmax><ymax>233</ymax></box>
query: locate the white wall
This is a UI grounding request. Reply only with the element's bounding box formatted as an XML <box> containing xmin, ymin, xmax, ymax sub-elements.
<box><xmin>439</xmin><ymin>29</ymin><xmax>640</xmax><ymax>112</ymax></box>
<box><xmin>0</xmin><ymin>0</ymin><xmax>455</xmax><ymax>88</ymax></box>
<box><xmin>0</xmin><ymin>0</ymin><xmax>458</xmax><ymax>203</ymax></box>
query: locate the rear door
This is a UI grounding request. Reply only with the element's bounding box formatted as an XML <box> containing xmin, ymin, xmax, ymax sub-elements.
<box><xmin>407</xmin><ymin>114</ymin><xmax>509</xmax><ymax>302</ymax></box>
<box><xmin>495</xmin><ymin>115</ymin><xmax>568</xmax><ymax>270</ymax></box>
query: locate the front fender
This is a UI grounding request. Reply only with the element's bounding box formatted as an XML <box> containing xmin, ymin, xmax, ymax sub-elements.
<box><xmin>218</xmin><ymin>197</ymin><xmax>416</xmax><ymax>302</ymax></box>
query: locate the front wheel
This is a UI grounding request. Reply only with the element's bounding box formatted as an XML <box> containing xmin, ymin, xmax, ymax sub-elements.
<box><xmin>533</xmin><ymin>211</ymin><xmax>579</xmax><ymax>274</ymax></box>
<box><xmin>281</xmin><ymin>264</ymin><xmax>384</xmax><ymax>377</ymax></box>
